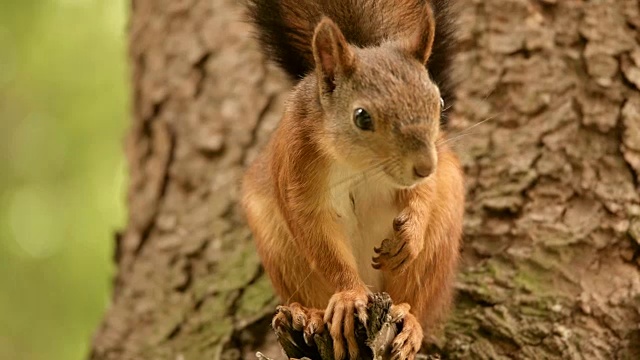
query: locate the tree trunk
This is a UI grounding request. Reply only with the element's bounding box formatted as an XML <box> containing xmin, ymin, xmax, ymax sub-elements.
<box><xmin>90</xmin><ymin>0</ymin><xmax>640</xmax><ymax>359</ymax></box>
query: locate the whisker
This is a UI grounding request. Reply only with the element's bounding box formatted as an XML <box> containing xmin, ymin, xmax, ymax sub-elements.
<box><xmin>328</xmin><ymin>157</ymin><xmax>396</xmax><ymax>191</ymax></box>
<box><xmin>481</xmin><ymin>86</ymin><xmax>498</xmax><ymax>102</ymax></box>
<box><xmin>348</xmin><ymin>161</ymin><xmax>391</xmax><ymax>191</ymax></box>
<box><xmin>438</xmin><ymin>114</ymin><xmax>500</xmax><ymax>146</ymax></box>
<box><xmin>286</xmin><ymin>269</ymin><xmax>313</xmax><ymax>304</ymax></box>
<box><xmin>329</xmin><ymin>165</ymin><xmax>388</xmax><ymax>193</ymax></box>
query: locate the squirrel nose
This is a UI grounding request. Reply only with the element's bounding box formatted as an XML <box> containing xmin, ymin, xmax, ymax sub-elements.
<box><xmin>413</xmin><ymin>162</ymin><xmax>433</xmax><ymax>178</ymax></box>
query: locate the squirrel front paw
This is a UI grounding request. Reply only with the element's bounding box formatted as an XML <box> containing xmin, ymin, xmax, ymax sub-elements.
<box><xmin>372</xmin><ymin>211</ymin><xmax>423</xmax><ymax>273</ymax></box>
<box><xmin>323</xmin><ymin>289</ymin><xmax>369</xmax><ymax>360</ymax></box>
<box><xmin>388</xmin><ymin>303</ymin><xmax>424</xmax><ymax>360</ymax></box>
<box><xmin>272</xmin><ymin>303</ymin><xmax>325</xmax><ymax>346</ymax></box>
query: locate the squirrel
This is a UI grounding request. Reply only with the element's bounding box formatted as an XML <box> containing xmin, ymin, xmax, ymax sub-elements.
<box><xmin>241</xmin><ymin>1</ymin><xmax>464</xmax><ymax>359</ymax></box>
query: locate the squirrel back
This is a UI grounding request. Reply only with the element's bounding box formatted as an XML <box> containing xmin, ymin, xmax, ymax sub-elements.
<box><xmin>247</xmin><ymin>0</ymin><xmax>457</xmax><ymax>117</ymax></box>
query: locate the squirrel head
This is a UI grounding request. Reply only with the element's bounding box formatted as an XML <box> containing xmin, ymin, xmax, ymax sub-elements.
<box><xmin>311</xmin><ymin>12</ymin><xmax>442</xmax><ymax>188</ymax></box>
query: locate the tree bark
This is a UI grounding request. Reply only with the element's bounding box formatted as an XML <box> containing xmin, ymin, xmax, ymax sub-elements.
<box><xmin>90</xmin><ymin>0</ymin><xmax>640</xmax><ymax>359</ymax></box>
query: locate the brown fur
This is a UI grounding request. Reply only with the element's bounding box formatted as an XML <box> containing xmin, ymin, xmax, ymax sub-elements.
<box><xmin>242</xmin><ymin>1</ymin><xmax>463</xmax><ymax>359</ymax></box>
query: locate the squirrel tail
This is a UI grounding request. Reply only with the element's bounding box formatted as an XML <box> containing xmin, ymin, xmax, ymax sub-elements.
<box><xmin>246</xmin><ymin>0</ymin><xmax>320</xmax><ymax>81</ymax></box>
<box><xmin>247</xmin><ymin>0</ymin><xmax>458</xmax><ymax>108</ymax></box>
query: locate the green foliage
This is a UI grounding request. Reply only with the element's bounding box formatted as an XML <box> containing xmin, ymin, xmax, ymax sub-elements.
<box><xmin>0</xmin><ymin>0</ymin><xmax>128</xmax><ymax>359</ymax></box>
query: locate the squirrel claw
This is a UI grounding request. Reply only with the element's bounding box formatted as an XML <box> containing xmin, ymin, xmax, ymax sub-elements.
<box><xmin>372</xmin><ymin>211</ymin><xmax>422</xmax><ymax>273</ymax></box>
<box><xmin>372</xmin><ymin>238</ymin><xmax>411</xmax><ymax>272</ymax></box>
<box><xmin>393</xmin><ymin>213</ymin><xmax>409</xmax><ymax>231</ymax></box>
<box><xmin>272</xmin><ymin>303</ymin><xmax>324</xmax><ymax>346</ymax></box>
<box><xmin>389</xmin><ymin>304</ymin><xmax>423</xmax><ymax>360</ymax></box>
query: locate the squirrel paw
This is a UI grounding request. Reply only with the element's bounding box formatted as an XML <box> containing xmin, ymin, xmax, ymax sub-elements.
<box><xmin>324</xmin><ymin>289</ymin><xmax>369</xmax><ymax>360</ymax></box>
<box><xmin>272</xmin><ymin>303</ymin><xmax>324</xmax><ymax>345</ymax></box>
<box><xmin>389</xmin><ymin>303</ymin><xmax>423</xmax><ymax>360</ymax></box>
<box><xmin>372</xmin><ymin>211</ymin><xmax>422</xmax><ymax>273</ymax></box>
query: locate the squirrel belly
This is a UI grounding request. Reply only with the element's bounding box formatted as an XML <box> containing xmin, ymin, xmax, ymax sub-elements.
<box><xmin>327</xmin><ymin>160</ymin><xmax>400</xmax><ymax>293</ymax></box>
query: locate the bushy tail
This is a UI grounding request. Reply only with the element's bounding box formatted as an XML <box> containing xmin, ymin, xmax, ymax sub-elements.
<box><xmin>247</xmin><ymin>0</ymin><xmax>458</xmax><ymax>109</ymax></box>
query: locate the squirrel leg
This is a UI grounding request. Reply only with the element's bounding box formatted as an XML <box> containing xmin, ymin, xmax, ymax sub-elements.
<box><xmin>388</xmin><ymin>303</ymin><xmax>424</xmax><ymax>360</ymax></box>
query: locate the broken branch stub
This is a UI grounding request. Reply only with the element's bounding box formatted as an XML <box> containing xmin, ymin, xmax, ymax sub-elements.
<box><xmin>257</xmin><ymin>293</ymin><xmax>400</xmax><ymax>360</ymax></box>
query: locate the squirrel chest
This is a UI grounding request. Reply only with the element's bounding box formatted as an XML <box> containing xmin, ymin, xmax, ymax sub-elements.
<box><xmin>328</xmin><ymin>163</ymin><xmax>399</xmax><ymax>292</ymax></box>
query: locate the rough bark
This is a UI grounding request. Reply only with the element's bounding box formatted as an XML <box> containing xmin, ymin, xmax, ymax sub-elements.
<box><xmin>90</xmin><ymin>0</ymin><xmax>640</xmax><ymax>359</ymax></box>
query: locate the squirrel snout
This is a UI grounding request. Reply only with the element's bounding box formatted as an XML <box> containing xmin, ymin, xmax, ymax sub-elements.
<box><xmin>411</xmin><ymin>150</ymin><xmax>437</xmax><ymax>179</ymax></box>
<box><xmin>413</xmin><ymin>162</ymin><xmax>434</xmax><ymax>178</ymax></box>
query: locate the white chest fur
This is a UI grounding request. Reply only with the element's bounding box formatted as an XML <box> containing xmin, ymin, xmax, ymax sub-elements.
<box><xmin>328</xmin><ymin>163</ymin><xmax>399</xmax><ymax>292</ymax></box>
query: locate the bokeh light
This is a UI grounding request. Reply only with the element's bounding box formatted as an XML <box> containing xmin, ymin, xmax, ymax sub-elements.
<box><xmin>0</xmin><ymin>0</ymin><xmax>129</xmax><ymax>358</ymax></box>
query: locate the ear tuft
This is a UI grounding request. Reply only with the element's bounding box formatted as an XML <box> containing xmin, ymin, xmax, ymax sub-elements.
<box><xmin>408</xmin><ymin>3</ymin><xmax>436</xmax><ymax>65</ymax></box>
<box><xmin>312</xmin><ymin>17</ymin><xmax>355</xmax><ymax>93</ymax></box>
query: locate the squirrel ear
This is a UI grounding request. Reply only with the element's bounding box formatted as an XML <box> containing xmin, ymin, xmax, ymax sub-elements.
<box><xmin>407</xmin><ymin>3</ymin><xmax>436</xmax><ymax>64</ymax></box>
<box><xmin>312</xmin><ymin>17</ymin><xmax>355</xmax><ymax>93</ymax></box>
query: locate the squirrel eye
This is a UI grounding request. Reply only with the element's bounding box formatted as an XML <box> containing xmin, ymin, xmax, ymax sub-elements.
<box><xmin>354</xmin><ymin>108</ymin><xmax>374</xmax><ymax>131</ymax></box>
<box><xmin>440</xmin><ymin>97</ymin><xmax>445</xmax><ymax>109</ymax></box>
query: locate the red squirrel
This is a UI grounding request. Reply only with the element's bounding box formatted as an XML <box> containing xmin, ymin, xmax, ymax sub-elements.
<box><xmin>241</xmin><ymin>1</ymin><xmax>463</xmax><ymax>359</ymax></box>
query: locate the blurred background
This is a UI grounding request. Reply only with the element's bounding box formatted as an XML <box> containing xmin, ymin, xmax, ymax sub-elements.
<box><xmin>0</xmin><ymin>0</ymin><xmax>128</xmax><ymax>359</ymax></box>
